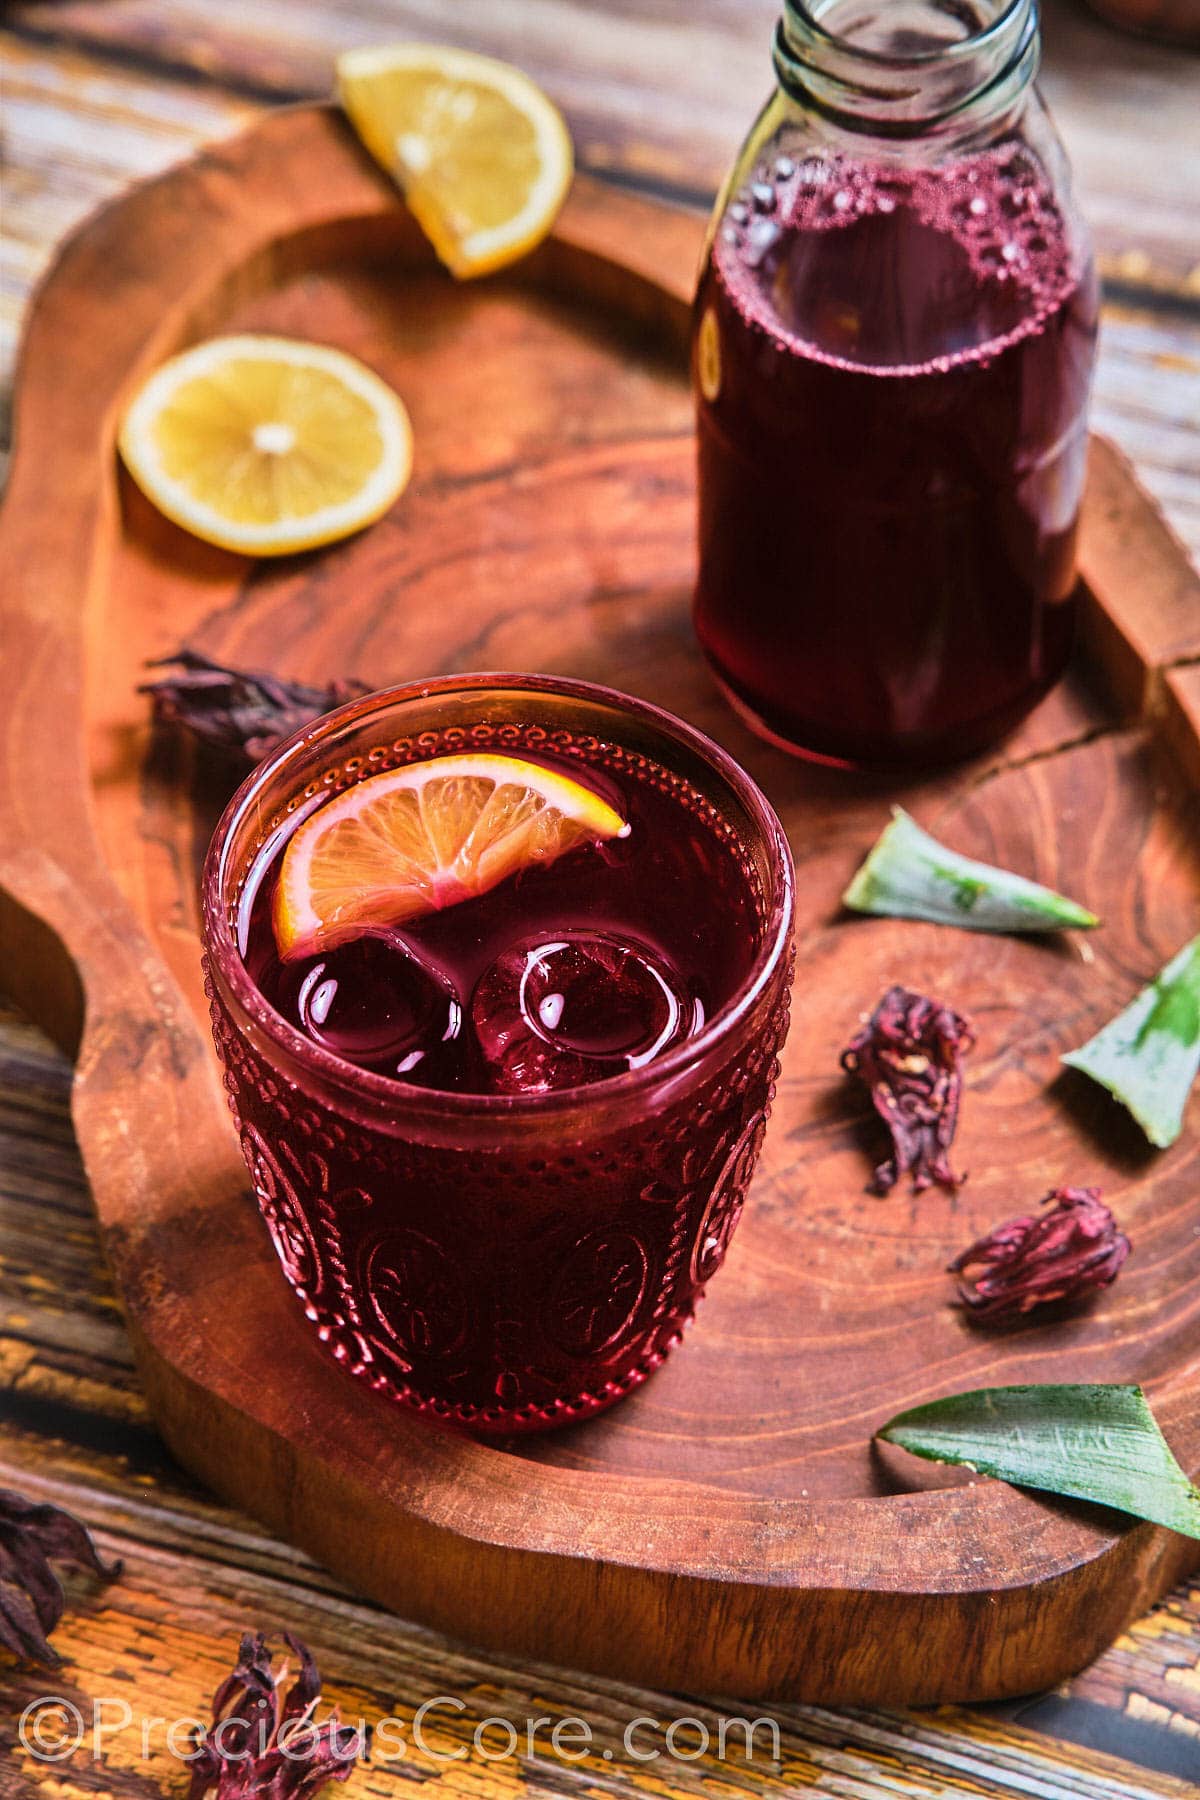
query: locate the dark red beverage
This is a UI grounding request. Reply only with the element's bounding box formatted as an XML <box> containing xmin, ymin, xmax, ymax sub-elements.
<box><xmin>241</xmin><ymin>757</ymin><xmax>758</xmax><ymax>1095</ymax></box>
<box><xmin>694</xmin><ymin>144</ymin><xmax>1099</xmax><ymax>766</ymax></box>
<box><xmin>202</xmin><ymin>678</ymin><xmax>794</xmax><ymax>1433</ymax></box>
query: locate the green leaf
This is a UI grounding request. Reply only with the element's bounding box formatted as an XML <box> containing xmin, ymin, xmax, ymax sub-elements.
<box><xmin>1062</xmin><ymin>934</ymin><xmax>1200</xmax><ymax>1149</ymax></box>
<box><xmin>842</xmin><ymin>807</ymin><xmax>1098</xmax><ymax>933</ymax></box>
<box><xmin>877</xmin><ymin>1384</ymin><xmax>1200</xmax><ymax>1538</ymax></box>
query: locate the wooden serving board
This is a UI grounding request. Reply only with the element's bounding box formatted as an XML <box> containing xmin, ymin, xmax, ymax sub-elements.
<box><xmin>3</xmin><ymin>102</ymin><xmax>1200</xmax><ymax>1707</ymax></box>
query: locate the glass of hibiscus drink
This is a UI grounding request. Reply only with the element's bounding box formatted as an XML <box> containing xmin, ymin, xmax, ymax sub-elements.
<box><xmin>694</xmin><ymin>0</ymin><xmax>1098</xmax><ymax>767</ymax></box>
<box><xmin>202</xmin><ymin>674</ymin><xmax>794</xmax><ymax>1433</ymax></box>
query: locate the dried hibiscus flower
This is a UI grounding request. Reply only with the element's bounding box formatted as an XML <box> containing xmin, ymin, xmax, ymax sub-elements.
<box><xmin>188</xmin><ymin>1631</ymin><xmax>361</xmax><ymax>1799</ymax></box>
<box><xmin>842</xmin><ymin>985</ymin><xmax>974</xmax><ymax>1194</ymax></box>
<box><xmin>951</xmin><ymin>1185</ymin><xmax>1131</xmax><ymax>1322</ymax></box>
<box><xmin>142</xmin><ymin>648</ymin><xmax>371</xmax><ymax>768</ymax></box>
<box><xmin>0</xmin><ymin>1488</ymin><xmax>120</xmax><ymax>1667</ymax></box>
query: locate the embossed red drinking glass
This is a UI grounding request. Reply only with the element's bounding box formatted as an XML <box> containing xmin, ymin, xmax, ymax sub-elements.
<box><xmin>201</xmin><ymin>674</ymin><xmax>794</xmax><ymax>1434</ymax></box>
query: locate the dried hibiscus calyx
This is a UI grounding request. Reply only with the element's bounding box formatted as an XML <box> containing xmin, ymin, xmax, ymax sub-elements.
<box><xmin>141</xmin><ymin>648</ymin><xmax>371</xmax><ymax>767</ymax></box>
<box><xmin>950</xmin><ymin>1185</ymin><xmax>1130</xmax><ymax>1322</ymax></box>
<box><xmin>841</xmin><ymin>985</ymin><xmax>974</xmax><ymax>1194</ymax></box>
<box><xmin>0</xmin><ymin>1487</ymin><xmax>120</xmax><ymax>1667</ymax></box>
<box><xmin>188</xmin><ymin>1631</ymin><xmax>361</xmax><ymax>1799</ymax></box>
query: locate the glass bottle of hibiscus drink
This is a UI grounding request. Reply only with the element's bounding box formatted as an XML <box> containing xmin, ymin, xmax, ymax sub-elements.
<box><xmin>202</xmin><ymin>675</ymin><xmax>794</xmax><ymax>1434</ymax></box>
<box><xmin>693</xmin><ymin>0</ymin><xmax>1099</xmax><ymax>767</ymax></box>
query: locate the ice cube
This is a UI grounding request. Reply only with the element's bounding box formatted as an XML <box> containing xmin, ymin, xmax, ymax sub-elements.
<box><xmin>471</xmin><ymin>932</ymin><xmax>697</xmax><ymax>1094</ymax></box>
<box><xmin>291</xmin><ymin>931</ymin><xmax>462</xmax><ymax>1081</ymax></box>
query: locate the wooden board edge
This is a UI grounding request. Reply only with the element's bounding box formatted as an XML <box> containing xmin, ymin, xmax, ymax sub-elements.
<box><xmin>127</xmin><ymin>1305</ymin><xmax>1200</xmax><ymax>1706</ymax></box>
<box><xmin>1077</xmin><ymin>435</ymin><xmax>1200</xmax><ymax>720</ymax></box>
<box><xmin>1160</xmin><ymin>663</ymin><xmax>1200</xmax><ymax>791</ymax></box>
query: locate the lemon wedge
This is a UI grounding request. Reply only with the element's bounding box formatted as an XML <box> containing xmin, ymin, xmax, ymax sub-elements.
<box><xmin>274</xmin><ymin>753</ymin><xmax>628</xmax><ymax>958</ymax></box>
<box><xmin>118</xmin><ymin>334</ymin><xmax>413</xmax><ymax>555</ymax></box>
<box><xmin>337</xmin><ymin>43</ymin><xmax>573</xmax><ymax>278</ymax></box>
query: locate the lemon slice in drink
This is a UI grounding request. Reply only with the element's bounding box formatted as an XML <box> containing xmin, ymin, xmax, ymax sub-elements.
<box><xmin>118</xmin><ymin>335</ymin><xmax>413</xmax><ymax>555</ymax></box>
<box><xmin>274</xmin><ymin>754</ymin><xmax>628</xmax><ymax>958</ymax></box>
<box><xmin>337</xmin><ymin>44</ymin><xmax>573</xmax><ymax>278</ymax></box>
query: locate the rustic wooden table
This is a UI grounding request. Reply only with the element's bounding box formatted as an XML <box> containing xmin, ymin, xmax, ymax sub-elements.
<box><xmin>2</xmin><ymin>3</ymin><xmax>1198</xmax><ymax>1796</ymax></box>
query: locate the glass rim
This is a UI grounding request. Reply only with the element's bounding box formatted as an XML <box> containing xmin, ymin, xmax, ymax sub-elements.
<box><xmin>201</xmin><ymin>672</ymin><xmax>796</xmax><ymax>1124</ymax></box>
<box><xmin>782</xmin><ymin>0</ymin><xmax>1030</xmax><ymax>70</ymax></box>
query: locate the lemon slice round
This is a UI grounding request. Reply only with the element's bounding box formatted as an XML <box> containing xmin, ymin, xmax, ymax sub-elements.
<box><xmin>118</xmin><ymin>335</ymin><xmax>413</xmax><ymax>555</ymax></box>
<box><xmin>274</xmin><ymin>753</ymin><xmax>628</xmax><ymax>958</ymax></box>
<box><xmin>337</xmin><ymin>43</ymin><xmax>573</xmax><ymax>278</ymax></box>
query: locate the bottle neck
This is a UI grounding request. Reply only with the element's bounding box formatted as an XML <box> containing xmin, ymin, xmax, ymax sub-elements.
<box><xmin>774</xmin><ymin>0</ymin><xmax>1039</xmax><ymax>146</ymax></box>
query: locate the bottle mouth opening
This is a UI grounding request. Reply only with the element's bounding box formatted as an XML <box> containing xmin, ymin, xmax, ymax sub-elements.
<box><xmin>776</xmin><ymin>0</ymin><xmax>1038</xmax><ymax>138</ymax></box>
<box><xmin>784</xmin><ymin>0</ymin><xmax>1030</xmax><ymax>69</ymax></box>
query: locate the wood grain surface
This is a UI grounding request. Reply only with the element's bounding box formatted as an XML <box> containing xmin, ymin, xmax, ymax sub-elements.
<box><xmin>1</xmin><ymin>2</ymin><xmax>1199</xmax><ymax>1793</ymax></box>
<box><xmin>3</xmin><ymin>93</ymin><xmax>1200</xmax><ymax>1711</ymax></box>
<box><xmin>6</xmin><ymin>0</ymin><xmax>1199</xmax><ymax>288</ymax></box>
